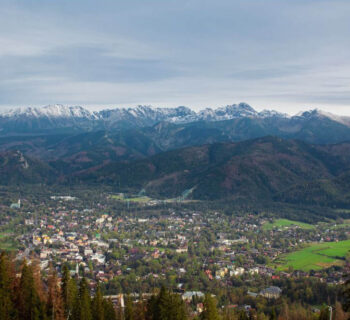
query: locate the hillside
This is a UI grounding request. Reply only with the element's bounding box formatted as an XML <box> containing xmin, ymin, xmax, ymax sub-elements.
<box><xmin>1</xmin><ymin>136</ymin><xmax>350</xmax><ymax>207</ymax></box>
<box><xmin>74</xmin><ymin>137</ymin><xmax>350</xmax><ymax>205</ymax></box>
<box><xmin>0</xmin><ymin>150</ymin><xmax>56</xmax><ymax>185</ymax></box>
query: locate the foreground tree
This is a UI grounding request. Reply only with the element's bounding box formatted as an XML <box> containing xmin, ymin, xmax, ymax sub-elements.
<box><xmin>47</xmin><ymin>265</ymin><xmax>64</xmax><ymax>320</ymax></box>
<box><xmin>201</xmin><ymin>294</ymin><xmax>220</xmax><ymax>320</ymax></box>
<box><xmin>0</xmin><ymin>252</ymin><xmax>14</xmax><ymax>320</ymax></box>
<box><xmin>125</xmin><ymin>295</ymin><xmax>134</xmax><ymax>320</ymax></box>
<box><xmin>91</xmin><ymin>283</ymin><xmax>104</xmax><ymax>320</ymax></box>
<box><xmin>73</xmin><ymin>277</ymin><xmax>92</xmax><ymax>320</ymax></box>
<box><xmin>333</xmin><ymin>301</ymin><xmax>347</xmax><ymax>320</ymax></box>
<box><xmin>146</xmin><ymin>287</ymin><xmax>187</xmax><ymax>320</ymax></box>
<box><xmin>17</xmin><ymin>261</ymin><xmax>46</xmax><ymax>320</ymax></box>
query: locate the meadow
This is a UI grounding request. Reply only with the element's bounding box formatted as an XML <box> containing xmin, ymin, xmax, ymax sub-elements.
<box><xmin>263</xmin><ymin>218</ymin><xmax>315</xmax><ymax>231</ymax></box>
<box><xmin>110</xmin><ymin>194</ymin><xmax>152</xmax><ymax>203</ymax></box>
<box><xmin>276</xmin><ymin>239</ymin><xmax>350</xmax><ymax>271</ymax></box>
<box><xmin>0</xmin><ymin>231</ymin><xmax>17</xmax><ymax>250</ymax></box>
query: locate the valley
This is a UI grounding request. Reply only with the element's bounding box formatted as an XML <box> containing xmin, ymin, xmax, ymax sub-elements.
<box><xmin>1</xmin><ymin>104</ymin><xmax>350</xmax><ymax>318</ymax></box>
<box><xmin>1</xmin><ymin>185</ymin><xmax>350</xmax><ymax>317</ymax></box>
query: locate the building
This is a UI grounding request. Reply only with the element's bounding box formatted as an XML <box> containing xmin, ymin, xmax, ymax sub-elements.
<box><xmin>10</xmin><ymin>199</ymin><xmax>21</xmax><ymax>209</ymax></box>
<box><xmin>182</xmin><ymin>291</ymin><xmax>204</xmax><ymax>301</ymax></box>
<box><xmin>259</xmin><ymin>286</ymin><xmax>282</xmax><ymax>299</ymax></box>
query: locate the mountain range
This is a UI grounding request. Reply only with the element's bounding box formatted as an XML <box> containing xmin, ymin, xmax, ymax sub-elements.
<box><xmin>0</xmin><ymin>103</ymin><xmax>285</xmax><ymax>131</ymax></box>
<box><xmin>1</xmin><ymin>103</ymin><xmax>350</xmax><ymax>138</ymax></box>
<box><xmin>1</xmin><ymin>103</ymin><xmax>350</xmax><ymax>208</ymax></box>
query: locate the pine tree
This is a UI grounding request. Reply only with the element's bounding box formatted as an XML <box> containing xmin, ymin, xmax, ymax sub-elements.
<box><xmin>257</xmin><ymin>313</ymin><xmax>269</xmax><ymax>320</ymax></box>
<box><xmin>76</xmin><ymin>277</ymin><xmax>92</xmax><ymax>320</ymax></box>
<box><xmin>278</xmin><ymin>300</ymin><xmax>289</xmax><ymax>320</ymax></box>
<box><xmin>47</xmin><ymin>265</ymin><xmax>64</xmax><ymax>320</ymax></box>
<box><xmin>156</xmin><ymin>286</ymin><xmax>171</xmax><ymax>320</ymax></box>
<box><xmin>18</xmin><ymin>261</ymin><xmax>45</xmax><ymax>320</ymax></box>
<box><xmin>103</xmin><ymin>298</ymin><xmax>117</xmax><ymax>320</ymax></box>
<box><xmin>318</xmin><ymin>306</ymin><xmax>330</xmax><ymax>320</ymax></box>
<box><xmin>134</xmin><ymin>298</ymin><xmax>146</xmax><ymax>320</ymax></box>
<box><xmin>0</xmin><ymin>252</ymin><xmax>14</xmax><ymax>320</ymax></box>
<box><xmin>61</xmin><ymin>264</ymin><xmax>71</xmax><ymax>317</ymax></box>
<box><xmin>269</xmin><ymin>309</ymin><xmax>276</xmax><ymax>320</ymax></box>
<box><xmin>201</xmin><ymin>294</ymin><xmax>220</xmax><ymax>320</ymax></box>
<box><xmin>125</xmin><ymin>295</ymin><xmax>134</xmax><ymax>320</ymax></box>
<box><xmin>146</xmin><ymin>295</ymin><xmax>157</xmax><ymax>320</ymax></box>
<box><xmin>168</xmin><ymin>293</ymin><xmax>186</xmax><ymax>320</ymax></box>
<box><xmin>91</xmin><ymin>283</ymin><xmax>104</xmax><ymax>320</ymax></box>
<box><xmin>343</xmin><ymin>276</ymin><xmax>350</xmax><ymax>312</ymax></box>
<box><xmin>146</xmin><ymin>287</ymin><xmax>187</xmax><ymax>320</ymax></box>
<box><xmin>334</xmin><ymin>302</ymin><xmax>347</xmax><ymax>320</ymax></box>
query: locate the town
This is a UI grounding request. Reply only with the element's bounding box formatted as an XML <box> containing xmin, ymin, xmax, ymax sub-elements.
<box><xmin>1</xmin><ymin>188</ymin><xmax>349</xmax><ymax>316</ymax></box>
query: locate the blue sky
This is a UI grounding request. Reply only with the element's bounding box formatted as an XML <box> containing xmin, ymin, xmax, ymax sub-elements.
<box><xmin>0</xmin><ymin>0</ymin><xmax>350</xmax><ymax>115</ymax></box>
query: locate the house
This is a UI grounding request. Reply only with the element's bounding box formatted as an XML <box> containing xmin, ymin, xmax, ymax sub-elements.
<box><xmin>205</xmin><ymin>269</ymin><xmax>213</xmax><ymax>280</ymax></box>
<box><xmin>40</xmin><ymin>249</ymin><xmax>52</xmax><ymax>259</ymax></box>
<box><xmin>230</xmin><ymin>267</ymin><xmax>244</xmax><ymax>276</ymax></box>
<box><xmin>91</xmin><ymin>253</ymin><xmax>105</xmax><ymax>264</ymax></box>
<box><xmin>216</xmin><ymin>267</ymin><xmax>228</xmax><ymax>278</ymax></box>
<box><xmin>25</xmin><ymin>218</ymin><xmax>34</xmax><ymax>225</ymax></box>
<box><xmin>84</xmin><ymin>248</ymin><xmax>93</xmax><ymax>256</ymax></box>
<box><xmin>248</xmin><ymin>267</ymin><xmax>259</xmax><ymax>275</ymax></box>
<box><xmin>259</xmin><ymin>286</ymin><xmax>282</xmax><ymax>299</ymax></box>
<box><xmin>182</xmin><ymin>291</ymin><xmax>204</xmax><ymax>301</ymax></box>
<box><xmin>247</xmin><ymin>291</ymin><xmax>258</xmax><ymax>298</ymax></box>
<box><xmin>10</xmin><ymin>199</ymin><xmax>21</xmax><ymax>209</ymax></box>
<box><xmin>196</xmin><ymin>303</ymin><xmax>204</xmax><ymax>313</ymax></box>
<box><xmin>176</xmin><ymin>246</ymin><xmax>188</xmax><ymax>253</ymax></box>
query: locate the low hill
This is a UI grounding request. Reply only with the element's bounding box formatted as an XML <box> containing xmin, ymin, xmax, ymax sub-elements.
<box><xmin>0</xmin><ymin>150</ymin><xmax>56</xmax><ymax>185</ymax></box>
<box><xmin>75</xmin><ymin>137</ymin><xmax>350</xmax><ymax>205</ymax></box>
<box><xmin>1</xmin><ymin>136</ymin><xmax>350</xmax><ymax>207</ymax></box>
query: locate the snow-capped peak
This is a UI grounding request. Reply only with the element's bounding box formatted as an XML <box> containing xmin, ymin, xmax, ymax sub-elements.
<box><xmin>2</xmin><ymin>104</ymin><xmax>96</xmax><ymax>119</ymax></box>
<box><xmin>1</xmin><ymin>102</ymin><xmax>291</xmax><ymax>125</ymax></box>
<box><xmin>3</xmin><ymin>103</ymin><xmax>349</xmax><ymax>133</ymax></box>
<box><xmin>258</xmin><ymin>109</ymin><xmax>289</xmax><ymax>118</ymax></box>
<box><xmin>197</xmin><ymin>103</ymin><xmax>259</xmax><ymax>121</ymax></box>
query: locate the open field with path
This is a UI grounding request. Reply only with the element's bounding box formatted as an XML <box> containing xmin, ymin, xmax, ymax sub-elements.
<box><xmin>276</xmin><ymin>239</ymin><xmax>350</xmax><ymax>271</ymax></box>
<box><xmin>263</xmin><ymin>219</ymin><xmax>315</xmax><ymax>231</ymax></box>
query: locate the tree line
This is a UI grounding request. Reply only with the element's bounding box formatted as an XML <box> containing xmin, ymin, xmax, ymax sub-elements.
<box><xmin>1</xmin><ymin>252</ymin><xmax>350</xmax><ymax>320</ymax></box>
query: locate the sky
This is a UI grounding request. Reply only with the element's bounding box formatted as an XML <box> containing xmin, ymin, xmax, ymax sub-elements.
<box><xmin>0</xmin><ymin>0</ymin><xmax>350</xmax><ymax>115</ymax></box>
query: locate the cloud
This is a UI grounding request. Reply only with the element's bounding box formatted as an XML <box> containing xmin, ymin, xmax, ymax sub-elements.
<box><xmin>0</xmin><ymin>0</ymin><xmax>349</xmax><ymax>115</ymax></box>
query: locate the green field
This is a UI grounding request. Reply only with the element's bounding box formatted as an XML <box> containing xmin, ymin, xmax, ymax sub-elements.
<box><xmin>263</xmin><ymin>219</ymin><xmax>314</xmax><ymax>231</ymax></box>
<box><xmin>110</xmin><ymin>194</ymin><xmax>124</xmax><ymax>200</ymax></box>
<box><xmin>110</xmin><ymin>194</ymin><xmax>152</xmax><ymax>203</ymax></box>
<box><xmin>127</xmin><ymin>196</ymin><xmax>152</xmax><ymax>203</ymax></box>
<box><xmin>276</xmin><ymin>239</ymin><xmax>350</xmax><ymax>271</ymax></box>
<box><xmin>0</xmin><ymin>232</ymin><xmax>17</xmax><ymax>250</ymax></box>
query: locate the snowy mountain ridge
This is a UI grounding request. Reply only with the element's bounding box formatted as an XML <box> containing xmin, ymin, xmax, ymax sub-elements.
<box><xmin>0</xmin><ymin>103</ymin><xmax>349</xmax><ymax>134</ymax></box>
<box><xmin>2</xmin><ymin>104</ymin><xmax>98</xmax><ymax>119</ymax></box>
<box><xmin>0</xmin><ymin>102</ymin><xmax>288</xmax><ymax>122</ymax></box>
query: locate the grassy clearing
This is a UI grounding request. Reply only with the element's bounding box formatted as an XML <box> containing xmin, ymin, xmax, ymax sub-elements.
<box><xmin>276</xmin><ymin>239</ymin><xmax>350</xmax><ymax>271</ymax></box>
<box><xmin>0</xmin><ymin>232</ymin><xmax>17</xmax><ymax>250</ymax></box>
<box><xmin>127</xmin><ymin>196</ymin><xmax>152</xmax><ymax>203</ymax></box>
<box><xmin>110</xmin><ymin>194</ymin><xmax>124</xmax><ymax>200</ymax></box>
<box><xmin>110</xmin><ymin>194</ymin><xmax>152</xmax><ymax>203</ymax></box>
<box><xmin>263</xmin><ymin>219</ymin><xmax>314</xmax><ymax>231</ymax></box>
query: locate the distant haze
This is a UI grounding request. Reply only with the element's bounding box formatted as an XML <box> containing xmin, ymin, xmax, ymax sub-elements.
<box><xmin>0</xmin><ymin>0</ymin><xmax>349</xmax><ymax>115</ymax></box>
